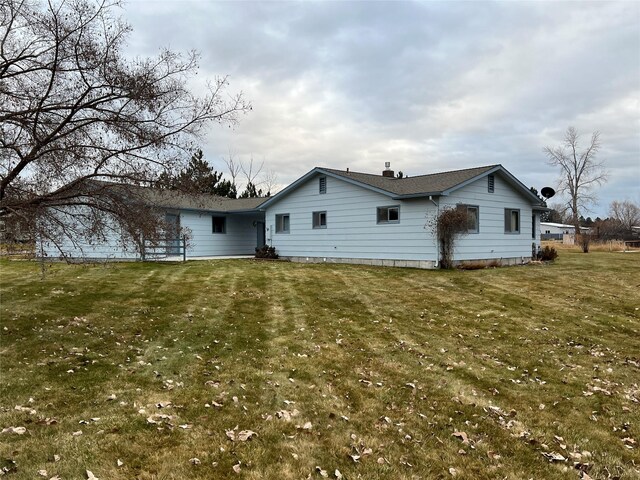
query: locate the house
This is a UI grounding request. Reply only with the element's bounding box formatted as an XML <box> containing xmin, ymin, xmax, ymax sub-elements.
<box><xmin>41</xmin><ymin>185</ymin><xmax>267</xmax><ymax>260</ymax></box>
<box><xmin>43</xmin><ymin>164</ymin><xmax>547</xmax><ymax>267</ymax></box>
<box><xmin>261</xmin><ymin>164</ymin><xmax>547</xmax><ymax>268</ymax></box>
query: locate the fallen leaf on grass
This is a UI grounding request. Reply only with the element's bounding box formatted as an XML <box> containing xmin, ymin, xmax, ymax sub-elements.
<box><xmin>452</xmin><ymin>431</ymin><xmax>469</xmax><ymax>444</ymax></box>
<box><xmin>449</xmin><ymin>467</ymin><xmax>457</xmax><ymax>476</ymax></box>
<box><xmin>37</xmin><ymin>469</ymin><xmax>47</xmax><ymax>477</ymax></box>
<box><xmin>316</xmin><ymin>466</ymin><xmax>329</xmax><ymax>477</ymax></box>
<box><xmin>189</xmin><ymin>458</ymin><xmax>200</xmax><ymax>465</ymax></box>
<box><xmin>86</xmin><ymin>470</ymin><xmax>99</xmax><ymax>479</ymax></box>
<box><xmin>146</xmin><ymin>414</ymin><xmax>172</xmax><ymax>424</ymax></box>
<box><xmin>237</xmin><ymin>430</ymin><xmax>257</xmax><ymax>441</ymax></box>
<box><xmin>15</xmin><ymin>405</ymin><xmax>37</xmax><ymax>415</ymax></box>
<box><xmin>1</xmin><ymin>426</ymin><xmax>26</xmax><ymax>435</ymax></box>
<box><xmin>226</xmin><ymin>426</ymin><xmax>257</xmax><ymax>442</ymax></box>
<box><xmin>335</xmin><ymin>469</ymin><xmax>343</xmax><ymax>479</ymax></box>
<box><xmin>232</xmin><ymin>463</ymin><xmax>241</xmax><ymax>473</ymax></box>
<box><xmin>542</xmin><ymin>452</ymin><xmax>566</xmax><ymax>462</ymax></box>
<box><xmin>37</xmin><ymin>418</ymin><xmax>58</xmax><ymax>426</ymax></box>
<box><xmin>116</xmin><ymin>459</ymin><xmax>123</xmax><ymax>467</ymax></box>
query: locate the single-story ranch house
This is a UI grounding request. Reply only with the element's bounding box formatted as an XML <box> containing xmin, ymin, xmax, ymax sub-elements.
<box><xmin>43</xmin><ymin>164</ymin><xmax>547</xmax><ymax>268</ymax></box>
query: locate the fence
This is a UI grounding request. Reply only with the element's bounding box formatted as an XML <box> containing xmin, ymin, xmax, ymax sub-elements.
<box><xmin>141</xmin><ymin>235</ymin><xmax>187</xmax><ymax>262</ymax></box>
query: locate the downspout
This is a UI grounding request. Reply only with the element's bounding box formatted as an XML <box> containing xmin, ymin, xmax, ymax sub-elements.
<box><xmin>429</xmin><ymin>195</ymin><xmax>439</xmax><ymax>268</ymax></box>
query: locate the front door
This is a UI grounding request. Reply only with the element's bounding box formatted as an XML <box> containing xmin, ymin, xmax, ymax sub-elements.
<box><xmin>165</xmin><ymin>213</ymin><xmax>180</xmax><ymax>255</ymax></box>
<box><xmin>256</xmin><ymin>221</ymin><xmax>266</xmax><ymax>248</ymax></box>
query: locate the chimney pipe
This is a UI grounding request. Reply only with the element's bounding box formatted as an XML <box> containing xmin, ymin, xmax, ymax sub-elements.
<box><xmin>382</xmin><ymin>161</ymin><xmax>394</xmax><ymax>177</ymax></box>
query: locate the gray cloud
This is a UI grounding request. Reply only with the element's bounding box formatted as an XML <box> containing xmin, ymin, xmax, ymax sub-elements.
<box><xmin>125</xmin><ymin>0</ymin><xmax>639</xmax><ymax>216</ymax></box>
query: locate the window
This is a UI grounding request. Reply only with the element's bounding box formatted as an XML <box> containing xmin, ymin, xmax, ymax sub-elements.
<box><xmin>488</xmin><ymin>174</ymin><xmax>495</xmax><ymax>193</ymax></box>
<box><xmin>458</xmin><ymin>204</ymin><xmax>479</xmax><ymax>233</ymax></box>
<box><xmin>275</xmin><ymin>214</ymin><xmax>290</xmax><ymax>233</ymax></box>
<box><xmin>504</xmin><ymin>208</ymin><xmax>520</xmax><ymax>233</ymax></box>
<box><xmin>212</xmin><ymin>216</ymin><xmax>226</xmax><ymax>234</ymax></box>
<box><xmin>312</xmin><ymin>211</ymin><xmax>327</xmax><ymax>229</ymax></box>
<box><xmin>377</xmin><ymin>206</ymin><xmax>400</xmax><ymax>224</ymax></box>
<box><xmin>319</xmin><ymin>177</ymin><xmax>327</xmax><ymax>194</ymax></box>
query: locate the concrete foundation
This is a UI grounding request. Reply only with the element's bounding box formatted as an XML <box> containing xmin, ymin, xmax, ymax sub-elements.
<box><xmin>284</xmin><ymin>256</ymin><xmax>437</xmax><ymax>269</ymax></box>
<box><xmin>284</xmin><ymin>255</ymin><xmax>531</xmax><ymax>269</ymax></box>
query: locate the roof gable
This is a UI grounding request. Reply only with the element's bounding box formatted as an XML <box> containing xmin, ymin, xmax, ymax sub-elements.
<box><xmin>261</xmin><ymin>164</ymin><xmax>544</xmax><ymax>208</ymax></box>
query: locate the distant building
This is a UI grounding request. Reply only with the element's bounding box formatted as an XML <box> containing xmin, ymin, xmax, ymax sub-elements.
<box><xmin>541</xmin><ymin>222</ymin><xmax>590</xmax><ymax>241</ymax></box>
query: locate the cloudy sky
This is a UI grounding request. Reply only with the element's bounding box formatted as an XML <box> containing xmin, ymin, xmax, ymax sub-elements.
<box><xmin>125</xmin><ymin>1</ymin><xmax>639</xmax><ymax>218</ymax></box>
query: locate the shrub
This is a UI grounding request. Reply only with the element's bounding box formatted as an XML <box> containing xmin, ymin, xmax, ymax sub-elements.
<box><xmin>539</xmin><ymin>246</ymin><xmax>558</xmax><ymax>262</ymax></box>
<box><xmin>255</xmin><ymin>245</ymin><xmax>278</xmax><ymax>259</ymax></box>
<box><xmin>426</xmin><ymin>206</ymin><xmax>470</xmax><ymax>269</ymax></box>
<box><xmin>577</xmin><ymin>233</ymin><xmax>592</xmax><ymax>253</ymax></box>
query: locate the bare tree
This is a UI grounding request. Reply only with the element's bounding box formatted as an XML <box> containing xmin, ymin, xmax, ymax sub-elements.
<box><xmin>609</xmin><ymin>200</ymin><xmax>640</xmax><ymax>232</ymax></box>
<box><xmin>261</xmin><ymin>169</ymin><xmax>280</xmax><ymax>196</ymax></box>
<box><xmin>240</xmin><ymin>155</ymin><xmax>264</xmax><ymax>187</ymax></box>
<box><xmin>0</xmin><ymin>0</ymin><xmax>250</xmax><ymax>255</ymax></box>
<box><xmin>544</xmin><ymin>127</ymin><xmax>608</xmax><ymax>235</ymax></box>
<box><xmin>222</xmin><ymin>148</ymin><xmax>242</xmax><ymax>188</ymax></box>
<box><xmin>223</xmin><ymin>150</ymin><xmax>280</xmax><ymax>197</ymax></box>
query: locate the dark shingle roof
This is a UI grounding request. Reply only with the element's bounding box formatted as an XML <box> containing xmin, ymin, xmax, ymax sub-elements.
<box><xmin>88</xmin><ymin>181</ymin><xmax>267</xmax><ymax>212</ymax></box>
<box><xmin>322</xmin><ymin>165</ymin><xmax>498</xmax><ymax>196</ymax></box>
<box><xmin>137</xmin><ymin>188</ymin><xmax>267</xmax><ymax>212</ymax></box>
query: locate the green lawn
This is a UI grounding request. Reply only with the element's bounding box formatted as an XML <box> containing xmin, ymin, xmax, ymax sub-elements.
<box><xmin>0</xmin><ymin>253</ymin><xmax>638</xmax><ymax>479</ymax></box>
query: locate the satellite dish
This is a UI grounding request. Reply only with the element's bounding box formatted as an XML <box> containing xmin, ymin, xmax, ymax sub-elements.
<box><xmin>541</xmin><ymin>187</ymin><xmax>555</xmax><ymax>199</ymax></box>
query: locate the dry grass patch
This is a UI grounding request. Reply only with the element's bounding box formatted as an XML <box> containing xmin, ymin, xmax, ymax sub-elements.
<box><xmin>0</xmin><ymin>252</ymin><xmax>638</xmax><ymax>479</ymax></box>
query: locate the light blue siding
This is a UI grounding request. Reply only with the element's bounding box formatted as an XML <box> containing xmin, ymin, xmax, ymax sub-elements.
<box><xmin>42</xmin><ymin>207</ymin><xmax>139</xmax><ymax>260</ymax></box>
<box><xmin>265</xmin><ymin>171</ymin><xmax>538</xmax><ymax>264</ymax></box>
<box><xmin>181</xmin><ymin>211</ymin><xmax>263</xmax><ymax>256</ymax></box>
<box><xmin>42</xmin><ymin>207</ymin><xmax>262</xmax><ymax>260</ymax></box>
<box><xmin>265</xmin><ymin>174</ymin><xmax>438</xmax><ymax>261</ymax></box>
<box><xmin>443</xmin><ymin>173</ymin><xmax>537</xmax><ymax>261</ymax></box>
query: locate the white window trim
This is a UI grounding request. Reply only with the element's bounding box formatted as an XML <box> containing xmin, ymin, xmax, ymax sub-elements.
<box><xmin>312</xmin><ymin>210</ymin><xmax>327</xmax><ymax>229</ymax></box>
<box><xmin>275</xmin><ymin>213</ymin><xmax>290</xmax><ymax>234</ymax></box>
<box><xmin>376</xmin><ymin>205</ymin><xmax>400</xmax><ymax>224</ymax></box>
<box><xmin>505</xmin><ymin>208</ymin><xmax>521</xmax><ymax>234</ymax></box>
<box><xmin>461</xmin><ymin>204</ymin><xmax>479</xmax><ymax>234</ymax></box>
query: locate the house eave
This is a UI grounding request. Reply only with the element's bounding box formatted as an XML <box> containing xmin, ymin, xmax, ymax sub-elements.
<box><xmin>163</xmin><ymin>206</ymin><xmax>262</xmax><ymax>215</ymax></box>
<box><xmin>391</xmin><ymin>192</ymin><xmax>444</xmax><ymax>200</ymax></box>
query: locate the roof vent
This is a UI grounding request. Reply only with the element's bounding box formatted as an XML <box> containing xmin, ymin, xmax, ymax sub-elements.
<box><xmin>382</xmin><ymin>162</ymin><xmax>394</xmax><ymax>178</ymax></box>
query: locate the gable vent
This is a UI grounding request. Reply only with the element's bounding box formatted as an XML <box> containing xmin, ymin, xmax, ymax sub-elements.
<box><xmin>488</xmin><ymin>174</ymin><xmax>495</xmax><ymax>193</ymax></box>
<box><xmin>319</xmin><ymin>176</ymin><xmax>327</xmax><ymax>194</ymax></box>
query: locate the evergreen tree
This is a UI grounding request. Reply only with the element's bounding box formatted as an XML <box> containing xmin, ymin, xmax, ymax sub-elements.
<box><xmin>157</xmin><ymin>150</ymin><xmax>237</xmax><ymax>198</ymax></box>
